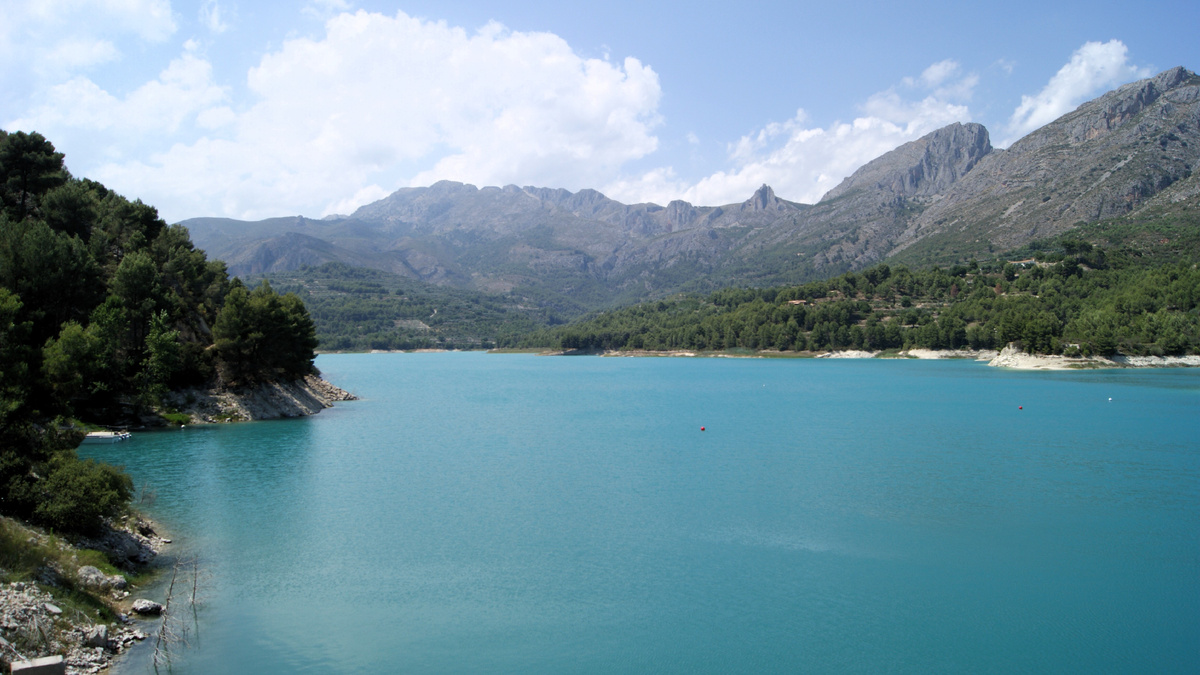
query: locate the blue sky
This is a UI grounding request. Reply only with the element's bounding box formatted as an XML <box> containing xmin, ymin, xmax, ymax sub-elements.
<box><xmin>2</xmin><ymin>0</ymin><xmax>1197</xmax><ymax>223</ymax></box>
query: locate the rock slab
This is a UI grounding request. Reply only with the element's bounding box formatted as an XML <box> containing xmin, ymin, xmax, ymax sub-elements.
<box><xmin>10</xmin><ymin>655</ymin><xmax>66</xmax><ymax>674</ymax></box>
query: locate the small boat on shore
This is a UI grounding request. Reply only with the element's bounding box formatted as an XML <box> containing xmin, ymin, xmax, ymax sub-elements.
<box><xmin>81</xmin><ymin>431</ymin><xmax>132</xmax><ymax>444</ymax></box>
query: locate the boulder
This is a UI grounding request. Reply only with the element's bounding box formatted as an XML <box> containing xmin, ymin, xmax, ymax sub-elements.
<box><xmin>36</xmin><ymin>563</ymin><xmax>65</xmax><ymax>587</ymax></box>
<box><xmin>84</xmin><ymin>624</ymin><xmax>109</xmax><ymax>649</ymax></box>
<box><xmin>77</xmin><ymin>565</ymin><xmax>109</xmax><ymax>590</ymax></box>
<box><xmin>130</xmin><ymin>599</ymin><xmax>163</xmax><ymax>615</ymax></box>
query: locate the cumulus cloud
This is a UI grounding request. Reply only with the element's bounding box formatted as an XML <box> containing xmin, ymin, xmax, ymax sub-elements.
<box><xmin>605</xmin><ymin>62</ymin><xmax>977</xmax><ymax>207</ymax></box>
<box><xmin>10</xmin><ymin>52</ymin><xmax>228</xmax><ymax>155</ymax></box>
<box><xmin>1002</xmin><ymin>40</ymin><xmax>1150</xmax><ymax>145</ymax></box>
<box><xmin>49</xmin><ymin>10</ymin><xmax>662</xmax><ymax>221</ymax></box>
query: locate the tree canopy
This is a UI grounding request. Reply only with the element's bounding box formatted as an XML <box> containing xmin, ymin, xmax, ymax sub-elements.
<box><xmin>0</xmin><ymin>130</ymin><xmax>320</xmax><ymax>534</ymax></box>
<box><xmin>513</xmin><ymin>246</ymin><xmax>1200</xmax><ymax>358</ymax></box>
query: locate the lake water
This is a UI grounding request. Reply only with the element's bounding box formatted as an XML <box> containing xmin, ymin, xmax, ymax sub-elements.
<box><xmin>84</xmin><ymin>353</ymin><xmax>1200</xmax><ymax>674</ymax></box>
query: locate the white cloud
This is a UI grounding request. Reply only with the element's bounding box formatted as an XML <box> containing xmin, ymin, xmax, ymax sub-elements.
<box><xmin>605</xmin><ymin>62</ymin><xmax>977</xmax><ymax>207</ymax></box>
<box><xmin>200</xmin><ymin>1</ymin><xmax>230</xmax><ymax>34</ymax></box>
<box><xmin>1002</xmin><ymin>39</ymin><xmax>1150</xmax><ymax>146</ymax></box>
<box><xmin>913</xmin><ymin>59</ymin><xmax>959</xmax><ymax>88</ymax></box>
<box><xmin>327</xmin><ymin>185</ymin><xmax>388</xmax><ymax>217</ymax></box>
<box><xmin>10</xmin><ymin>52</ymin><xmax>227</xmax><ymax>144</ymax></box>
<box><xmin>56</xmin><ymin>10</ymin><xmax>662</xmax><ymax>221</ymax></box>
<box><xmin>303</xmin><ymin>0</ymin><xmax>352</xmax><ymax>21</ymax></box>
<box><xmin>0</xmin><ymin>0</ymin><xmax>175</xmax><ymax>75</ymax></box>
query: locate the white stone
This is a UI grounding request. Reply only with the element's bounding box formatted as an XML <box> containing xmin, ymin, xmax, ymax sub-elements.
<box><xmin>130</xmin><ymin>599</ymin><xmax>163</xmax><ymax>615</ymax></box>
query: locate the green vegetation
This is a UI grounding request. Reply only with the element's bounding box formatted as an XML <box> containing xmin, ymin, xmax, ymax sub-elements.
<box><xmin>0</xmin><ymin>517</ymin><xmax>125</xmax><ymax>628</ymax></box>
<box><xmin>261</xmin><ymin>262</ymin><xmax>556</xmax><ymax>351</ymax></box>
<box><xmin>0</xmin><ymin>129</ymin><xmax>320</xmax><ymax>535</ymax></box>
<box><xmin>512</xmin><ymin>231</ymin><xmax>1200</xmax><ymax>358</ymax></box>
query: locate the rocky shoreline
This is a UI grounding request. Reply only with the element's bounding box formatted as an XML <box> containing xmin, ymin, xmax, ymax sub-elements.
<box><xmin>546</xmin><ymin>346</ymin><xmax>1199</xmax><ymax>370</ymax></box>
<box><xmin>0</xmin><ymin>515</ymin><xmax>173</xmax><ymax>674</ymax></box>
<box><xmin>164</xmin><ymin>374</ymin><xmax>357</xmax><ymax>424</ymax></box>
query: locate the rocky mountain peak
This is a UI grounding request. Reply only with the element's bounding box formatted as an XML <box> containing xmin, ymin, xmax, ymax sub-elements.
<box><xmin>820</xmin><ymin>122</ymin><xmax>992</xmax><ymax>203</ymax></box>
<box><xmin>746</xmin><ymin>184</ymin><xmax>782</xmax><ymax>212</ymax></box>
<box><xmin>665</xmin><ymin>199</ymin><xmax>699</xmax><ymax>230</ymax></box>
<box><xmin>1061</xmin><ymin>65</ymin><xmax>1198</xmax><ymax>145</ymax></box>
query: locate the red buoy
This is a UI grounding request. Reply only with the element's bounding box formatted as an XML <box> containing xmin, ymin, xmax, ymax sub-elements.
<box><xmin>1018</xmin><ymin>406</ymin><xmax>1023</xmax><ymax>410</ymax></box>
<box><xmin>701</xmin><ymin>427</ymin><xmax>706</xmax><ymax>431</ymax></box>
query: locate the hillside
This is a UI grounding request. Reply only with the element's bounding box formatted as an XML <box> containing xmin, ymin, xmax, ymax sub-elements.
<box><xmin>514</xmin><ymin>230</ymin><xmax>1200</xmax><ymax>359</ymax></box>
<box><xmin>183</xmin><ymin>67</ymin><xmax>1200</xmax><ymax>317</ymax></box>
<box><xmin>258</xmin><ymin>262</ymin><xmax>555</xmax><ymax>351</ymax></box>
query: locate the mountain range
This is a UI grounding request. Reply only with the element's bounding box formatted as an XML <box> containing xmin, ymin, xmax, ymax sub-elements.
<box><xmin>184</xmin><ymin>66</ymin><xmax>1200</xmax><ymax>315</ymax></box>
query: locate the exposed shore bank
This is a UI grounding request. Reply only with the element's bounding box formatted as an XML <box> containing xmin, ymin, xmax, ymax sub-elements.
<box><xmin>537</xmin><ymin>346</ymin><xmax>1199</xmax><ymax>370</ymax></box>
<box><xmin>163</xmin><ymin>375</ymin><xmax>357</xmax><ymax>424</ymax></box>
<box><xmin>0</xmin><ymin>514</ymin><xmax>172</xmax><ymax>674</ymax></box>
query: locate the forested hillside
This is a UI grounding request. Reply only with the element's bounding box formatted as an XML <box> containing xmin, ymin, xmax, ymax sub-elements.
<box><xmin>0</xmin><ymin>130</ymin><xmax>319</xmax><ymax>534</ymax></box>
<box><xmin>260</xmin><ymin>262</ymin><xmax>555</xmax><ymax>351</ymax></box>
<box><xmin>514</xmin><ymin>223</ymin><xmax>1200</xmax><ymax>357</ymax></box>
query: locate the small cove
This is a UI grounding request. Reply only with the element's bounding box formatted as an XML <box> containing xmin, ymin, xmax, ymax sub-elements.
<box><xmin>85</xmin><ymin>353</ymin><xmax>1200</xmax><ymax>673</ymax></box>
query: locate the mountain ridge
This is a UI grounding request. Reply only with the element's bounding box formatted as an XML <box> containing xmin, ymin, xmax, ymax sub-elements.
<box><xmin>183</xmin><ymin>66</ymin><xmax>1199</xmax><ymax>315</ymax></box>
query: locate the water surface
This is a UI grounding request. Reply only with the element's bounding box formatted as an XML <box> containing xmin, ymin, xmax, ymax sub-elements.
<box><xmin>87</xmin><ymin>354</ymin><xmax>1200</xmax><ymax>673</ymax></box>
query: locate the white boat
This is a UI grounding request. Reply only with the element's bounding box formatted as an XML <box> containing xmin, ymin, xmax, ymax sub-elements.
<box><xmin>81</xmin><ymin>431</ymin><xmax>132</xmax><ymax>444</ymax></box>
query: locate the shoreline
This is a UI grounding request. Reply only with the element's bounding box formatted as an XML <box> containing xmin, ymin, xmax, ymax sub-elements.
<box><xmin>163</xmin><ymin>374</ymin><xmax>357</xmax><ymax>424</ymax></box>
<box><xmin>524</xmin><ymin>346</ymin><xmax>1200</xmax><ymax>370</ymax></box>
<box><xmin>0</xmin><ymin>513</ymin><xmax>172</xmax><ymax>674</ymax></box>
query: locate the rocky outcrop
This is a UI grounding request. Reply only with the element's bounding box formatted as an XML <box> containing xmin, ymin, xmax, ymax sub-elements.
<box><xmin>821</xmin><ymin>122</ymin><xmax>992</xmax><ymax>202</ymax></box>
<box><xmin>894</xmin><ymin>66</ymin><xmax>1200</xmax><ymax>259</ymax></box>
<box><xmin>164</xmin><ymin>375</ymin><xmax>356</xmax><ymax>424</ymax></box>
<box><xmin>71</xmin><ymin>515</ymin><xmax>168</xmax><ymax>569</ymax></box>
<box><xmin>75</xmin><ymin>567</ymin><xmax>127</xmax><ymax>593</ymax></box>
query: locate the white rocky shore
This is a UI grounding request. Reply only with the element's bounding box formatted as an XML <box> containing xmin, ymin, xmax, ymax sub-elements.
<box><xmin>0</xmin><ymin>515</ymin><xmax>172</xmax><ymax>674</ymax></box>
<box><xmin>164</xmin><ymin>374</ymin><xmax>356</xmax><ymax>424</ymax></box>
<box><xmin>592</xmin><ymin>346</ymin><xmax>1199</xmax><ymax>370</ymax></box>
<box><xmin>987</xmin><ymin>345</ymin><xmax>1200</xmax><ymax>370</ymax></box>
<box><xmin>814</xmin><ymin>345</ymin><xmax>1200</xmax><ymax>370</ymax></box>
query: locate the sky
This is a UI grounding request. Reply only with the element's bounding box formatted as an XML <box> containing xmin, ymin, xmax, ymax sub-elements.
<box><xmin>2</xmin><ymin>1</ymin><xmax>1197</xmax><ymax>223</ymax></box>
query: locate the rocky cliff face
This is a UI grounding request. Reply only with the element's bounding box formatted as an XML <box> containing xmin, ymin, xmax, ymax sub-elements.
<box><xmin>892</xmin><ymin>66</ymin><xmax>1200</xmax><ymax>260</ymax></box>
<box><xmin>183</xmin><ymin>67</ymin><xmax>1199</xmax><ymax>311</ymax></box>
<box><xmin>821</xmin><ymin>122</ymin><xmax>993</xmax><ymax>202</ymax></box>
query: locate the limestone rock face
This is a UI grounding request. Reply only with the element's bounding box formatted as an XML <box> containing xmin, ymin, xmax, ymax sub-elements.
<box><xmin>821</xmin><ymin>122</ymin><xmax>993</xmax><ymax>202</ymax></box>
<box><xmin>894</xmin><ymin>66</ymin><xmax>1200</xmax><ymax>258</ymax></box>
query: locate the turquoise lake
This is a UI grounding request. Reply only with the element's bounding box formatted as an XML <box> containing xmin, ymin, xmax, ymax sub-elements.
<box><xmin>84</xmin><ymin>353</ymin><xmax>1200</xmax><ymax>673</ymax></box>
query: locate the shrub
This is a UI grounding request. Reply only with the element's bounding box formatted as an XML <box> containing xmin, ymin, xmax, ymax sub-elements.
<box><xmin>33</xmin><ymin>453</ymin><xmax>132</xmax><ymax>535</ymax></box>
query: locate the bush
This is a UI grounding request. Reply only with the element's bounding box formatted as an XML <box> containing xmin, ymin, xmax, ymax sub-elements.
<box><xmin>33</xmin><ymin>453</ymin><xmax>132</xmax><ymax>534</ymax></box>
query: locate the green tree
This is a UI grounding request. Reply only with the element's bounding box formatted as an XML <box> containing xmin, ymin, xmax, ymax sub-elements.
<box><xmin>41</xmin><ymin>321</ymin><xmax>103</xmax><ymax>404</ymax></box>
<box><xmin>0</xmin><ymin>131</ymin><xmax>67</xmax><ymax>221</ymax></box>
<box><xmin>140</xmin><ymin>310</ymin><xmax>181</xmax><ymax>405</ymax></box>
